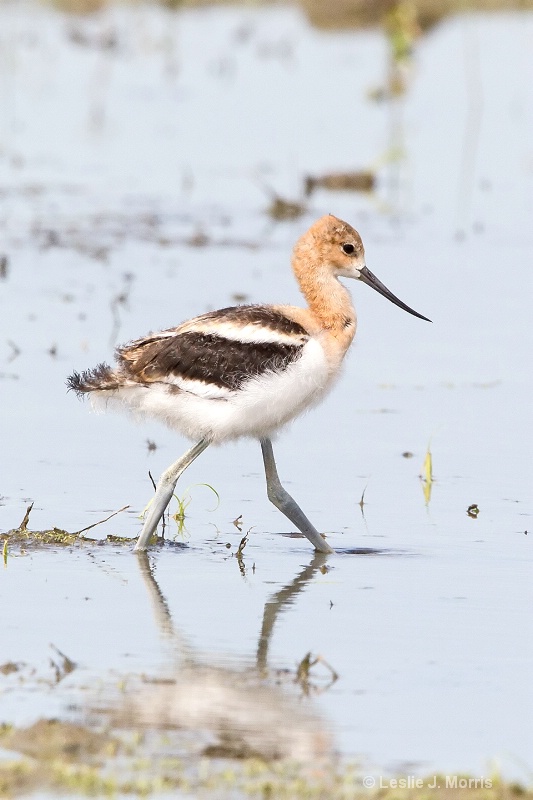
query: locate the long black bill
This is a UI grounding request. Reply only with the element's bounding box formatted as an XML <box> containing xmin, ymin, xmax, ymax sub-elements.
<box><xmin>359</xmin><ymin>266</ymin><xmax>431</xmax><ymax>322</ymax></box>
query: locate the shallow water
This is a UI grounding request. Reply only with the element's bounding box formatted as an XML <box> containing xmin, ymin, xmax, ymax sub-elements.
<box><xmin>1</xmin><ymin>2</ymin><xmax>532</xmax><ymax>788</ymax></box>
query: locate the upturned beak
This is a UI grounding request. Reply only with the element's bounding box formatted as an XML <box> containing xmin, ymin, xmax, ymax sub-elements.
<box><xmin>359</xmin><ymin>266</ymin><xmax>431</xmax><ymax>322</ymax></box>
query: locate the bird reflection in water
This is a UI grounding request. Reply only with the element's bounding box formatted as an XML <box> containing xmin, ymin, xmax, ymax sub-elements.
<box><xmin>112</xmin><ymin>551</ymin><xmax>336</xmax><ymax>762</ymax></box>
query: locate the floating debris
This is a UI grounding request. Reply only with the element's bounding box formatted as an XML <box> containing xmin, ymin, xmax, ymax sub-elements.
<box><xmin>49</xmin><ymin>645</ymin><xmax>77</xmax><ymax>684</ymax></box>
<box><xmin>467</xmin><ymin>504</ymin><xmax>480</xmax><ymax>519</ymax></box>
<box><xmin>304</xmin><ymin>170</ymin><xmax>375</xmax><ymax>195</ymax></box>
<box><xmin>187</xmin><ymin>229</ymin><xmax>210</xmax><ymax>247</ymax></box>
<box><xmin>0</xmin><ymin>661</ymin><xmax>21</xmax><ymax>675</ymax></box>
<box><xmin>266</xmin><ymin>195</ymin><xmax>307</xmax><ymax>221</ymax></box>
<box><xmin>18</xmin><ymin>502</ymin><xmax>34</xmax><ymax>532</ymax></box>
<box><xmin>1</xmin><ymin>502</ymin><xmax>130</xmax><ymax>548</ymax></box>
<box><xmin>296</xmin><ymin>652</ymin><xmax>338</xmax><ymax>695</ymax></box>
<box><xmin>236</xmin><ymin>530</ymin><xmax>250</xmax><ymax>558</ymax></box>
<box><xmin>235</xmin><ymin>529</ymin><xmax>251</xmax><ymax>576</ymax></box>
<box><xmin>358</xmin><ymin>485</ymin><xmax>367</xmax><ymax>515</ymax></box>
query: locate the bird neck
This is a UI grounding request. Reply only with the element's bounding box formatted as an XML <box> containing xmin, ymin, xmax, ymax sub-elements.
<box><xmin>292</xmin><ymin>256</ymin><xmax>357</xmax><ymax>345</ymax></box>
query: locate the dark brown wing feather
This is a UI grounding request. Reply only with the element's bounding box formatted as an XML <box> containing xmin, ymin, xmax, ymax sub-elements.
<box><xmin>117</xmin><ymin>305</ymin><xmax>308</xmax><ymax>391</ymax></box>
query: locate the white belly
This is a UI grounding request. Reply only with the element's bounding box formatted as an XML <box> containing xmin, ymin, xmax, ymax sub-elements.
<box><xmin>91</xmin><ymin>338</ymin><xmax>337</xmax><ymax>443</ymax></box>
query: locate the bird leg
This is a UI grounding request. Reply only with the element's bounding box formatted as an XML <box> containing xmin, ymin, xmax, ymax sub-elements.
<box><xmin>260</xmin><ymin>438</ymin><xmax>334</xmax><ymax>554</ymax></box>
<box><xmin>134</xmin><ymin>439</ymin><xmax>210</xmax><ymax>551</ymax></box>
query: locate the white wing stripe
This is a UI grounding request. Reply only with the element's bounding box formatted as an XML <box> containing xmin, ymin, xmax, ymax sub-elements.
<box><xmin>177</xmin><ymin>319</ymin><xmax>307</xmax><ymax>346</ymax></box>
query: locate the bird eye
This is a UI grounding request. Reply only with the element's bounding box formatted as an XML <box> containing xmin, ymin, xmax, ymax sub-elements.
<box><xmin>342</xmin><ymin>243</ymin><xmax>355</xmax><ymax>255</ymax></box>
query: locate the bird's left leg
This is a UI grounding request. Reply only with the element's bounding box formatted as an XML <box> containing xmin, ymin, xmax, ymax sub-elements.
<box><xmin>134</xmin><ymin>439</ymin><xmax>210</xmax><ymax>551</ymax></box>
<box><xmin>260</xmin><ymin>438</ymin><xmax>334</xmax><ymax>554</ymax></box>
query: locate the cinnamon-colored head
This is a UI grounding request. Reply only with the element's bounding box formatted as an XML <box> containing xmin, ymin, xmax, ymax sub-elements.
<box><xmin>292</xmin><ymin>214</ymin><xmax>366</xmax><ymax>279</ymax></box>
<box><xmin>293</xmin><ymin>214</ymin><xmax>431</xmax><ymax>323</ymax></box>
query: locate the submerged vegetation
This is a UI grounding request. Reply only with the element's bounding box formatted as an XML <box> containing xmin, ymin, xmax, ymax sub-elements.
<box><xmin>299</xmin><ymin>0</ymin><xmax>533</xmax><ymax>31</ymax></box>
<box><xmin>43</xmin><ymin>0</ymin><xmax>533</xmax><ymax>28</ymax></box>
<box><xmin>0</xmin><ymin>718</ymin><xmax>531</xmax><ymax>800</ymax></box>
<box><xmin>421</xmin><ymin>442</ymin><xmax>434</xmax><ymax>504</ymax></box>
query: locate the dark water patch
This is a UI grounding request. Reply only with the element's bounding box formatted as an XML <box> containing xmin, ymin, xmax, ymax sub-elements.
<box><xmin>333</xmin><ymin>546</ymin><xmax>413</xmax><ymax>556</ymax></box>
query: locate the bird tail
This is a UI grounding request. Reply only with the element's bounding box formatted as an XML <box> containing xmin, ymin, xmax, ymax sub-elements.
<box><xmin>66</xmin><ymin>363</ymin><xmax>122</xmax><ymax>397</ymax></box>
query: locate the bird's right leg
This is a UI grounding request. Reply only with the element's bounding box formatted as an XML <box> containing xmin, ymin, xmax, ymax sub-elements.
<box><xmin>134</xmin><ymin>439</ymin><xmax>210</xmax><ymax>551</ymax></box>
<box><xmin>260</xmin><ymin>438</ymin><xmax>334</xmax><ymax>554</ymax></box>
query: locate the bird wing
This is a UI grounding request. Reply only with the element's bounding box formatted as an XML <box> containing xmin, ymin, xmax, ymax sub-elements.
<box><xmin>116</xmin><ymin>305</ymin><xmax>310</xmax><ymax>397</ymax></box>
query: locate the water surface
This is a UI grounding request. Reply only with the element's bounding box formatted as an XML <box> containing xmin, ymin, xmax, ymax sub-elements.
<box><xmin>1</xmin><ymin>3</ymin><xmax>532</xmax><ymax>785</ymax></box>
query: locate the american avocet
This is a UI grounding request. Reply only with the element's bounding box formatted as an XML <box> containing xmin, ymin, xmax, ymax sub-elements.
<box><xmin>68</xmin><ymin>215</ymin><xmax>430</xmax><ymax>554</ymax></box>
